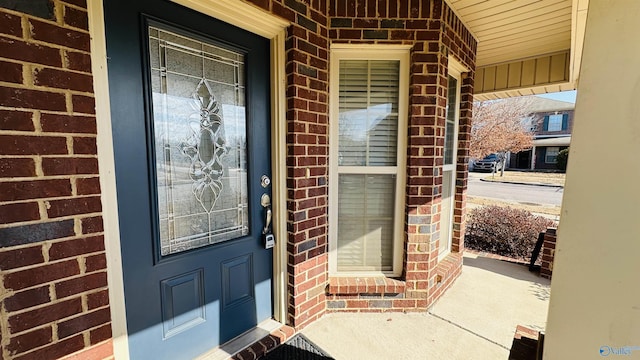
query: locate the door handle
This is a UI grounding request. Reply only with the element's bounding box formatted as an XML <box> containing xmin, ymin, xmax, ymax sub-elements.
<box><xmin>263</xmin><ymin>208</ymin><xmax>272</xmax><ymax>235</ymax></box>
<box><xmin>261</xmin><ymin>193</ymin><xmax>272</xmax><ymax>235</ymax></box>
<box><xmin>260</xmin><ymin>193</ymin><xmax>274</xmax><ymax>248</ymax></box>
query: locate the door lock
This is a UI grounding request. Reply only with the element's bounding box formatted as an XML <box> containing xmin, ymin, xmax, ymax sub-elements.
<box><xmin>261</xmin><ymin>175</ymin><xmax>271</xmax><ymax>188</ymax></box>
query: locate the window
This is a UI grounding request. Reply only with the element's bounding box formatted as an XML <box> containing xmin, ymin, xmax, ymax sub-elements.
<box><xmin>440</xmin><ymin>58</ymin><xmax>466</xmax><ymax>260</ymax></box>
<box><xmin>545</xmin><ymin>147</ymin><xmax>560</xmax><ymax>163</ymax></box>
<box><xmin>547</xmin><ymin>114</ymin><xmax>563</xmax><ymax>131</ymax></box>
<box><xmin>329</xmin><ymin>46</ymin><xmax>409</xmax><ymax>276</ymax></box>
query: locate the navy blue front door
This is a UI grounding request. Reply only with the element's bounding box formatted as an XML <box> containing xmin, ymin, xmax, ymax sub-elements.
<box><xmin>104</xmin><ymin>1</ymin><xmax>273</xmax><ymax>358</ymax></box>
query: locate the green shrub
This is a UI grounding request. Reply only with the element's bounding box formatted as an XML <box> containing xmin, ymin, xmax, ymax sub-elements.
<box><xmin>464</xmin><ymin>205</ymin><xmax>555</xmax><ymax>260</ymax></box>
<box><xmin>556</xmin><ymin>148</ymin><xmax>569</xmax><ymax>171</ymax></box>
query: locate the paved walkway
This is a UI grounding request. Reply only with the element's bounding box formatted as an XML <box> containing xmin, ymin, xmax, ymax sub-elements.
<box><xmin>302</xmin><ymin>253</ymin><xmax>550</xmax><ymax>359</ymax></box>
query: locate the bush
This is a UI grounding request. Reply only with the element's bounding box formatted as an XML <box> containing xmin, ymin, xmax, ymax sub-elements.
<box><xmin>556</xmin><ymin>148</ymin><xmax>569</xmax><ymax>171</ymax></box>
<box><xmin>465</xmin><ymin>206</ymin><xmax>555</xmax><ymax>260</ymax></box>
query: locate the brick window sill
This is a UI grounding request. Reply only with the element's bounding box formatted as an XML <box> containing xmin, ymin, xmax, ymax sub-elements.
<box><xmin>327</xmin><ymin>276</ymin><xmax>406</xmax><ymax>295</ymax></box>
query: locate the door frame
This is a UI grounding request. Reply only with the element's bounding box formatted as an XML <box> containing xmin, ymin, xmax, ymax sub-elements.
<box><xmin>88</xmin><ymin>1</ymin><xmax>290</xmax><ymax>358</ymax></box>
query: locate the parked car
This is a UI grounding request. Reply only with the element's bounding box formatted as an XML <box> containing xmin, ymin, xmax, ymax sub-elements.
<box><xmin>472</xmin><ymin>153</ymin><xmax>503</xmax><ymax>172</ymax></box>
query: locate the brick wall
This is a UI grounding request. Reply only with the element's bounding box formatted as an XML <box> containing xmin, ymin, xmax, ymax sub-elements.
<box><xmin>245</xmin><ymin>0</ymin><xmax>331</xmax><ymax>329</ymax></box>
<box><xmin>540</xmin><ymin>228</ymin><xmax>556</xmax><ymax>280</ymax></box>
<box><xmin>0</xmin><ymin>1</ymin><xmax>112</xmax><ymax>359</ymax></box>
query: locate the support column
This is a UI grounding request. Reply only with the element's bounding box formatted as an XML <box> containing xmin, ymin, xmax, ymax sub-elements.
<box><xmin>544</xmin><ymin>1</ymin><xmax>640</xmax><ymax>357</ymax></box>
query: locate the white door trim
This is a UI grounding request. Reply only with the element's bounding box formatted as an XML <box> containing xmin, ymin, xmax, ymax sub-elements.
<box><xmin>89</xmin><ymin>1</ymin><xmax>289</xmax><ymax>358</ymax></box>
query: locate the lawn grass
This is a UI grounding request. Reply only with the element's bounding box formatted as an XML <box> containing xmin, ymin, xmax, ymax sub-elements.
<box><xmin>481</xmin><ymin>171</ymin><xmax>566</xmax><ymax>186</ymax></box>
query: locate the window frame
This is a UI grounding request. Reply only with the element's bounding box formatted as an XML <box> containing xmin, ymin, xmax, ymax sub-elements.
<box><xmin>547</xmin><ymin>114</ymin><xmax>563</xmax><ymax>131</ymax></box>
<box><xmin>328</xmin><ymin>45</ymin><xmax>410</xmax><ymax>277</ymax></box>
<box><xmin>439</xmin><ymin>57</ymin><xmax>466</xmax><ymax>261</ymax></box>
<box><xmin>545</xmin><ymin>146</ymin><xmax>560</xmax><ymax>163</ymax></box>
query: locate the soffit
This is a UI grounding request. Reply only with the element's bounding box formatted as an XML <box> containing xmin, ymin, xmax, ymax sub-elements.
<box><xmin>447</xmin><ymin>0</ymin><xmax>573</xmax><ymax>67</ymax></box>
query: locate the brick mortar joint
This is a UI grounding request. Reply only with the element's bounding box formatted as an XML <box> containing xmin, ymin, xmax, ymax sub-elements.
<box><xmin>1</xmin><ymin>194</ymin><xmax>102</xmax><ymax>207</ymax></box>
<box><xmin>3</xmin><ymin>286</ymin><xmax>109</xmax><ymax>321</ymax></box>
<box><xmin>1</xmin><ymin>256</ymin><xmax>107</xmax><ymax>283</ymax></box>
<box><xmin>0</xmin><ymin>81</ymin><xmax>95</xmax><ymax>98</ymax></box>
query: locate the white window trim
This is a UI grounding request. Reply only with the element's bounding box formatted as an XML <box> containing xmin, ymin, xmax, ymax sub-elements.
<box><xmin>548</xmin><ymin>114</ymin><xmax>563</xmax><ymax>132</ymax></box>
<box><xmin>328</xmin><ymin>45</ymin><xmax>410</xmax><ymax>277</ymax></box>
<box><xmin>545</xmin><ymin>146</ymin><xmax>560</xmax><ymax>163</ymax></box>
<box><xmin>439</xmin><ymin>57</ymin><xmax>467</xmax><ymax>261</ymax></box>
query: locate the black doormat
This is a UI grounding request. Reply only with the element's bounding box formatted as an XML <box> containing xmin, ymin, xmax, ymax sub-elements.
<box><xmin>261</xmin><ymin>334</ymin><xmax>334</xmax><ymax>360</ymax></box>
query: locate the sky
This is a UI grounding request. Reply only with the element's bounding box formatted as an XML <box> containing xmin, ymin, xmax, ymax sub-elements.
<box><xmin>537</xmin><ymin>90</ymin><xmax>577</xmax><ymax>104</ymax></box>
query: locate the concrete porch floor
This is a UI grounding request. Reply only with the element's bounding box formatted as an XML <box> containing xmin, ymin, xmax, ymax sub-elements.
<box><xmin>302</xmin><ymin>253</ymin><xmax>551</xmax><ymax>359</ymax></box>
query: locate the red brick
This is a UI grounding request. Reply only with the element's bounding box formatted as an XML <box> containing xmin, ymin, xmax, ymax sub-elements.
<box><xmin>55</xmin><ymin>272</ymin><xmax>107</xmax><ymax>299</ymax></box>
<box><xmin>47</xmin><ymin>196</ymin><xmax>102</xmax><ymax>218</ymax></box>
<box><xmin>40</xmin><ymin>114</ymin><xmax>96</xmax><ymax>134</ymax></box>
<box><xmin>77</xmin><ymin>177</ymin><xmax>101</xmax><ymax>195</ymax></box>
<box><xmin>3</xmin><ymin>286</ymin><xmax>51</xmax><ymax>312</ymax></box>
<box><xmin>34</xmin><ymin>67</ymin><xmax>93</xmax><ymax>92</ymax></box>
<box><xmin>8</xmin><ymin>297</ymin><xmax>82</xmax><ymax>333</ymax></box>
<box><xmin>87</xmin><ymin>289</ymin><xmax>109</xmax><ymax>310</ymax></box>
<box><xmin>4</xmin><ymin>259</ymin><xmax>80</xmax><ymax>291</ymax></box>
<box><xmin>42</xmin><ymin>157</ymin><xmax>98</xmax><ymax>175</ymax></box>
<box><xmin>0</xmin><ymin>87</ymin><xmax>66</xmax><ymax>112</ymax></box>
<box><xmin>0</xmin><ymin>179</ymin><xmax>71</xmax><ymax>201</ymax></box>
<box><xmin>58</xmin><ymin>307</ymin><xmax>111</xmax><ymax>338</ymax></box>
<box><xmin>65</xmin><ymin>50</ymin><xmax>92</xmax><ymax>73</ymax></box>
<box><xmin>13</xmin><ymin>334</ymin><xmax>84</xmax><ymax>360</ymax></box>
<box><xmin>72</xmin><ymin>94</ymin><xmax>95</xmax><ymax>114</ymax></box>
<box><xmin>90</xmin><ymin>323</ymin><xmax>112</xmax><ymax>345</ymax></box>
<box><xmin>0</xmin><ymin>59</ymin><xmax>23</xmax><ymax>83</ymax></box>
<box><xmin>0</xmin><ymin>37</ymin><xmax>62</xmax><ymax>67</ymax></box>
<box><xmin>63</xmin><ymin>6</ymin><xmax>88</xmax><ymax>30</ymax></box>
<box><xmin>72</xmin><ymin>136</ymin><xmax>97</xmax><ymax>154</ymax></box>
<box><xmin>0</xmin><ymin>202</ymin><xmax>40</xmax><ymax>224</ymax></box>
<box><xmin>0</xmin><ymin>110</ymin><xmax>33</xmax><ymax>131</ymax></box>
<box><xmin>0</xmin><ymin>245</ymin><xmax>44</xmax><ymax>270</ymax></box>
<box><xmin>62</xmin><ymin>0</ymin><xmax>87</xmax><ymax>8</ymax></box>
<box><xmin>49</xmin><ymin>235</ymin><xmax>105</xmax><ymax>260</ymax></box>
<box><xmin>30</xmin><ymin>19</ymin><xmax>90</xmax><ymax>52</ymax></box>
<box><xmin>7</xmin><ymin>326</ymin><xmax>53</xmax><ymax>355</ymax></box>
<box><xmin>0</xmin><ymin>11</ymin><xmax>22</xmax><ymax>37</ymax></box>
<box><xmin>0</xmin><ymin>158</ymin><xmax>36</xmax><ymax>178</ymax></box>
<box><xmin>85</xmin><ymin>253</ymin><xmax>107</xmax><ymax>272</ymax></box>
<box><xmin>81</xmin><ymin>216</ymin><xmax>103</xmax><ymax>234</ymax></box>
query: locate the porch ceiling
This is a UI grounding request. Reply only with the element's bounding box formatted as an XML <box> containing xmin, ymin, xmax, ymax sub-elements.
<box><xmin>446</xmin><ymin>0</ymin><xmax>589</xmax><ymax>100</ymax></box>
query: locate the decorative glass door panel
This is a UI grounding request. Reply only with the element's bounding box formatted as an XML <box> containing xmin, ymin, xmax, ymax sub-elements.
<box><xmin>148</xmin><ymin>27</ymin><xmax>249</xmax><ymax>256</ymax></box>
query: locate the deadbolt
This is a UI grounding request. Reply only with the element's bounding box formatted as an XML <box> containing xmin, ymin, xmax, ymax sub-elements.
<box><xmin>261</xmin><ymin>175</ymin><xmax>271</xmax><ymax>188</ymax></box>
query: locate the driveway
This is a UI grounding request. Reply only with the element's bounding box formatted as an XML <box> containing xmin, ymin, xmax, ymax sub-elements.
<box><xmin>302</xmin><ymin>253</ymin><xmax>550</xmax><ymax>359</ymax></box>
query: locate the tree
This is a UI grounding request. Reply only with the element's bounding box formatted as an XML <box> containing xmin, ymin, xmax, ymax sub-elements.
<box><xmin>556</xmin><ymin>148</ymin><xmax>569</xmax><ymax>172</ymax></box>
<box><xmin>471</xmin><ymin>97</ymin><xmax>534</xmax><ymax>176</ymax></box>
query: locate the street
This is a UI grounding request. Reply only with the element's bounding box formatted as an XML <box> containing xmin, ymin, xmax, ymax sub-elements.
<box><xmin>467</xmin><ymin>172</ymin><xmax>564</xmax><ymax>206</ymax></box>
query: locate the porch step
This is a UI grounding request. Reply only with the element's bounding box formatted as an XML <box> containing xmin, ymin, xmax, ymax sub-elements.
<box><xmin>231</xmin><ymin>324</ymin><xmax>295</xmax><ymax>360</ymax></box>
<box><xmin>509</xmin><ymin>325</ymin><xmax>544</xmax><ymax>360</ymax></box>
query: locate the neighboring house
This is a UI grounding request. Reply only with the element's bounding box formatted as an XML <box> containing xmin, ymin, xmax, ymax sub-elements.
<box><xmin>508</xmin><ymin>96</ymin><xmax>574</xmax><ymax>170</ymax></box>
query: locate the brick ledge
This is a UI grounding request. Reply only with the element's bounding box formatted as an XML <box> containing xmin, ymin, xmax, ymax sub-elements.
<box><xmin>327</xmin><ymin>276</ymin><xmax>406</xmax><ymax>295</ymax></box>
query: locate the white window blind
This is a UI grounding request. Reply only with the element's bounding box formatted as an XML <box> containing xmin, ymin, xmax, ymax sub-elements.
<box><xmin>330</xmin><ymin>49</ymin><xmax>408</xmax><ymax>276</ymax></box>
<box><xmin>337</xmin><ymin>174</ymin><xmax>395</xmax><ymax>271</ymax></box>
<box><xmin>338</xmin><ymin>60</ymin><xmax>399</xmax><ymax>167</ymax></box>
